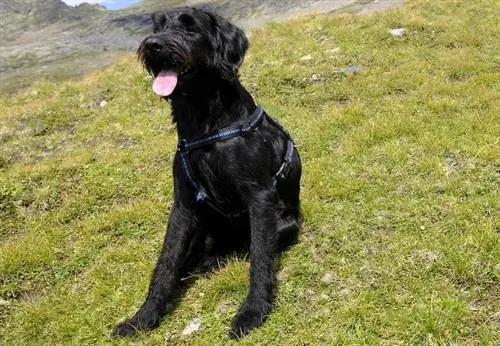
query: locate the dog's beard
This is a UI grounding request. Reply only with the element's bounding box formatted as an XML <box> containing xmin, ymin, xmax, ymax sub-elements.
<box><xmin>138</xmin><ymin>43</ymin><xmax>193</xmax><ymax>97</ymax></box>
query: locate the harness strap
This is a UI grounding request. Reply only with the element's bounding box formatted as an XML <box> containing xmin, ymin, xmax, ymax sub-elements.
<box><xmin>273</xmin><ymin>139</ymin><xmax>295</xmax><ymax>185</ymax></box>
<box><xmin>178</xmin><ymin>152</ymin><xmax>208</xmax><ymax>203</ymax></box>
<box><xmin>178</xmin><ymin>106</ymin><xmax>264</xmax><ymax>152</ymax></box>
<box><xmin>177</xmin><ymin>106</ymin><xmax>294</xmax><ymax>217</ymax></box>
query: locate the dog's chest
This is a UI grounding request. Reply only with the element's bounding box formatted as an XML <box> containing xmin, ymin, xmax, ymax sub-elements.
<box><xmin>189</xmin><ymin>145</ymin><xmax>248</xmax><ymax>209</ymax></box>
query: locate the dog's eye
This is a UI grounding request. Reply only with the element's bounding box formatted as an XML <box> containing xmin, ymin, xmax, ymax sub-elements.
<box><xmin>178</xmin><ymin>14</ymin><xmax>196</xmax><ymax>28</ymax></box>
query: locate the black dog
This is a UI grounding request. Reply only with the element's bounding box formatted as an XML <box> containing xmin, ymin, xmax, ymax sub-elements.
<box><xmin>113</xmin><ymin>7</ymin><xmax>302</xmax><ymax>338</ymax></box>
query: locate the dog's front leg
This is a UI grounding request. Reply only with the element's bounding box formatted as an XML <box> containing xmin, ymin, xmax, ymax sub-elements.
<box><xmin>113</xmin><ymin>200</ymin><xmax>202</xmax><ymax>337</ymax></box>
<box><xmin>231</xmin><ymin>188</ymin><xmax>278</xmax><ymax>338</ymax></box>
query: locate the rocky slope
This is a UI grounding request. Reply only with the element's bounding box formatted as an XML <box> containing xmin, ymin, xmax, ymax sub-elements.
<box><xmin>0</xmin><ymin>0</ymin><xmax>402</xmax><ymax>93</ymax></box>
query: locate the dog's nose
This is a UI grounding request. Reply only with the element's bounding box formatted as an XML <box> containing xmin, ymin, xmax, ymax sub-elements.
<box><xmin>144</xmin><ymin>37</ymin><xmax>163</xmax><ymax>51</ymax></box>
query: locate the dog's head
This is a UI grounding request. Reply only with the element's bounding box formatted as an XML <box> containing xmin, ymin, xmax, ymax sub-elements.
<box><xmin>138</xmin><ymin>7</ymin><xmax>248</xmax><ymax>97</ymax></box>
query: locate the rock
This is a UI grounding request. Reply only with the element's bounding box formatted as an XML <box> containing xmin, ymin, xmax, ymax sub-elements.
<box><xmin>418</xmin><ymin>250</ymin><xmax>440</xmax><ymax>262</ymax></box>
<box><xmin>412</xmin><ymin>250</ymin><xmax>441</xmax><ymax>269</ymax></box>
<box><xmin>339</xmin><ymin>287</ymin><xmax>351</xmax><ymax>296</ymax></box>
<box><xmin>277</xmin><ymin>267</ymin><xmax>288</xmax><ymax>281</ymax></box>
<box><xmin>444</xmin><ymin>156</ymin><xmax>460</xmax><ymax>176</ymax></box>
<box><xmin>469</xmin><ymin>301</ymin><xmax>481</xmax><ymax>311</ymax></box>
<box><xmin>217</xmin><ymin>301</ymin><xmax>232</xmax><ymax>314</ymax></box>
<box><xmin>306</xmin><ymin>73</ymin><xmax>323</xmax><ymax>83</ymax></box>
<box><xmin>325</xmin><ymin>47</ymin><xmax>341</xmax><ymax>56</ymax></box>
<box><xmin>317</xmin><ymin>35</ymin><xmax>328</xmax><ymax>43</ymax></box>
<box><xmin>163</xmin><ymin>332</ymin><xmax>173</xmax><ymax>345</ymax></box>
<box><xmin>321</xmin><ymin>273</ymin><xmax>334</xmax><ymax>285</ymax></box>
<box><xmin>182</xmin><ymin>317</ymin><xmax>202</xmax><ymax>336</ymax></box>
<box><xmin>299</xmin><ymin>54</ymin><xmax>314</xmax><ymax>61</ymax></box>
<box><xmin>99</xmin><ymin>100</ymin><xmax>108</xmax><ymax>108</ymax></box>
<box><xmin>342</xmin><ymin>65</ymin><xmax>362</xmax><ymax>75</ymax></box>
<box><xmin>389</xmin><ymin>28</ymin><xmax>407</xmax><ymax>37</ymax></box>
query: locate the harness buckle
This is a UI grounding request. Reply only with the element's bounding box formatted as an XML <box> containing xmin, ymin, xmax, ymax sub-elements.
<box><xmin>195</xmin><ymin>190</ymin><xmax>207</xmax><ymax>203</ymax></box>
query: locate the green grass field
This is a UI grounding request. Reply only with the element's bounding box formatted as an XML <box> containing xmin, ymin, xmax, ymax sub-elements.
<box><xmin>1</xmin><ymin>1</ymin><xmax>499</xmax><ymax>344</ymax></box>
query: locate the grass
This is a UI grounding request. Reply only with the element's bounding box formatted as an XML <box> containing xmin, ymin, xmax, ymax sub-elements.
<box><xmin>1</xmin><ymin>1</ymin><xmax>499</xmax><ymax>344</ymax></box>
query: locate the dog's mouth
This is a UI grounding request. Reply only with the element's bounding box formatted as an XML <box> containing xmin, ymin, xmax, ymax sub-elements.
<box><xmin>152</xmin><ymin>70</ymin><xmax>178</xmax><ymax>97</ymax></box>
<box><xmin>152</xmin><ymin>64</ymin><xmax>194</xmax><ymax>97</ymax></box>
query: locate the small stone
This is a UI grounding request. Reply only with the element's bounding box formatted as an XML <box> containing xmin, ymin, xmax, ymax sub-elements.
<box><xmin>163</xmin><ymin>332</ymin><xmax>172</xmax><ymax>345</ymax></box>
<box><xmin>217</xmin><ymin>301</ymin><xmax>232</xmax><ymax>314</ymax></box>
<box><xmin>339</xmin><ymin>287</ymin><xmax>351</xmax><ymax>296</ymax></box>
<box><xmin>325</xmin><ymin>47</ymin><xmax>341</xmax><ymax>56</ymax></box>
<box><xmin>420</xmin><ymin>225</ymin><xmax>425</xmax><ymax>230</ymax></box>
<box><xmin>181</xmin><ymin>317</ymin><xmax>202</xmax><ymax>336</ymax></box>
<box><xmin>444</xmin><ymin>157</ymin><xmax>460</xmax><ymax>176</ymax></box>
<box><xmin>469</xmin><ymin>301</ymin><xmax>481</xmax><ymax>311</ymax></box>
<box><xmin>389</xmin><ymin>28</ymin><xmax>407</xmax><ymax>37</ymax></box>
<box><xmin>306</xmin><ymin>73</ymin><xmax>323</xmax><ymax>83</ymax></box>
<box><xmin>99</xmin><ymin>100</ymin><xmax>108</xmax><ymax>108</ymax></box>
<box><xmin>318</xmin><ymin>35</ymin><xmax>328</xmax><ymax>43</ymax></box>
<box><xmin>311</xmin><ymin>73</ymin><xmax>321</xmax><ymax>81</ymax></box>
<box><xmin>320</xmin><ymin>293</ymin><xmax>330</xmax><ymax>300</ymax></box>
<box><xmin>300</xmin><ymin>54</ymin><xmax>314</xmax><ymax>61</ymax></box>
<box><xmin>321</xmin><ymin>273</ymin><xmax>334</xmax><ymax>284</ymax></box>
<box><xmin>342</xmin><ymin>65</ymin><xmax>362</xmax><ymax>75</ymax></box>
<box><xmin>413</xmin><ymin>250</ymin><xmax>441</xmax><ymax>265</ymax></box>
<box><xmin>277</xmin><ymin>268</ymin><xmax>288</xmax><ymax>281</ymax></box>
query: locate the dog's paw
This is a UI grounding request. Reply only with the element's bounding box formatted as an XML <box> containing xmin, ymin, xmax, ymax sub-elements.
<box><xmin>112</xmin><ymin>313</ymin><xmax>159</xmax><ymax>338</ymax></box>
<box><xmin>230</xmin><ymin>307</ymin><xmax>268</xmax><ymax>338</ymax></box>
<box><xmin>112</xmin><ymin>320</ymin><xmax>139</xmax><ymax>338</ymax></box>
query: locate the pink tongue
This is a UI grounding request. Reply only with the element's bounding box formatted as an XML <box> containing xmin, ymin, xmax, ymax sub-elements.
<box><xmin>153</xmin><ymin>70</ymin><xmax>178</xmax><ymax>96</ymax></box>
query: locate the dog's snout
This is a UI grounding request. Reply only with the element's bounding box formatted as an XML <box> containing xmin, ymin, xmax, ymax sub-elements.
<box><xmin>144</xmin><ymin>37</ymin><xmax>164</xmax><ymax>51</ymax></box>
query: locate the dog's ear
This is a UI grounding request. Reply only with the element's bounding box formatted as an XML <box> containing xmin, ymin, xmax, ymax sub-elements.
<box><xmin>204</xmin><ymin>11</ymin><xmax>249</xmax><ymax>79</ymax></box>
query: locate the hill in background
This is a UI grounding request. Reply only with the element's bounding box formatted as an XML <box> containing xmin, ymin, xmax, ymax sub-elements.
<box><xmin>0</xmin><ymin>0</ymin><xmax>402</xmax><ymax>93</ymax></box>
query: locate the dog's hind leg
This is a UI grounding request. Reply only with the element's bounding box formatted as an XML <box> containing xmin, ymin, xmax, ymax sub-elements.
<box><xmin>112</xmin><ymin>200</ymin><xmax>205</xmax><ymax>337</ymax></box>
<box><xmin>275</xmin><ymin>156</ymin><xmax>302</xmax><ymax>252</ymax></box>
<box><xmin>230</xmin><ymin>188</ymin><xmax>280</xmax><ymax>338</ymax></box>
<box><xmin>276</xmin><ymin>210</ymin><xmax>301</xmax><ymax>251</ymax></box>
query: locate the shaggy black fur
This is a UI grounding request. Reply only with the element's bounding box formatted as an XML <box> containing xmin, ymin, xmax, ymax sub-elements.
<box><xmin>112</xmin><ymin>7</ymin><xmax>302</xmax><ymax>338</ymax></box>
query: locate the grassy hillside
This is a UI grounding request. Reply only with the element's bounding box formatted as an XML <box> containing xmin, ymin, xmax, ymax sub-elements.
<box><xmin>1</xmin><ymin>1</ymin><xmax>499</xmax><ymax>344</ymax></box>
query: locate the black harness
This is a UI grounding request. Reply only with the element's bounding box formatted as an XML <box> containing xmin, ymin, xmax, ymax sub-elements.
<box><xmin>177</xmin><ymin>106</ymin><xmax>295</xmax><ymax>217</ymax></box>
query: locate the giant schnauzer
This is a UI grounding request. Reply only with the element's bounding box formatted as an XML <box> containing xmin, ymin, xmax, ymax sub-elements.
<box><xmin>112</xmin><ymin>7</ymin><xmax>302</xmax><ymax>338</ymax></box>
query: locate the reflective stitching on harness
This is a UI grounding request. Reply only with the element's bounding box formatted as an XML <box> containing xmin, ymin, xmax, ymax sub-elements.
<box><xmin>182</xmin><ymin>107</ymin><xmax>264</xmax><ymax>152</ymax></box>
<box><xmin>177</xmin><ymin>106</ymin><xmax>294</xmax><ymax>216</ymax></box>
<box><xmin>179</xmin><ymin>153</ymin><xmax>207</xmax><ymax>202</ymax></box>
